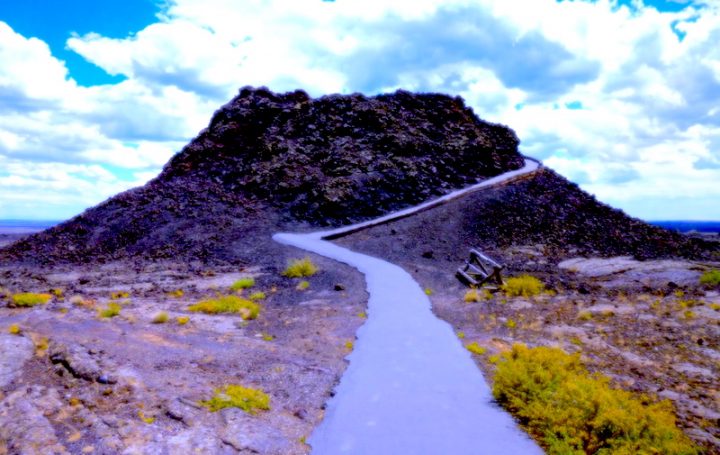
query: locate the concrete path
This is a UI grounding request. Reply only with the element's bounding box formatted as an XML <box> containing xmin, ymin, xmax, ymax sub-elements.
<box><xmin>273</xmin><ymin>159</ymin><xmax>543</xmax><ymax>455</ymax></box>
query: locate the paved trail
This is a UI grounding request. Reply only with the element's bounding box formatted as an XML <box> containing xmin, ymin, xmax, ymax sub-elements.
<box><xmin>274</xmin><ymin>160</ymin><xmax>543</xmax><ymax>455</ymax></box>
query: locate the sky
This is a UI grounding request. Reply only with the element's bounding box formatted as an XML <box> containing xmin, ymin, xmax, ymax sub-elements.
<box><xmin>0</xmin><ymin>0</ymin><xmax>719</xmax><ymax>221</ymax></box>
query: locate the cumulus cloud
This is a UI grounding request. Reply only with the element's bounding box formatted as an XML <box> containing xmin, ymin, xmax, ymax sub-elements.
<box><xmin>1</xmin><ymin>0</ymin><xmax>720</xmax><ymax>220</ymax></box>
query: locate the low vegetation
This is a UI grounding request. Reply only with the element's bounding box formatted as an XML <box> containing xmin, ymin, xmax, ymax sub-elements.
<box><xmin>230</xmin><ymin>278</ymin><xmax>255</xmax><ymax>291</ymax></box>
<box><xmin>7</xmin><ymin>324</ymin><xmax>21</xmax><ymax>335</ymax></box>
<box><xmin>166</xmin><ymin>289</ymin><xmax>184</xmax><ymax>298</ymax></box>
<box><xmin>11</xmin><ymin>293</ymin><xmax>52</xmax><ymax>307</ymax></box>
<box><xmin>248</xmin><ymin>291</ymin><xmax>266</xmax><ymax>301</ymax></box>
<box><xmin>176</xmin><ymin>316</ymin><xmax>190</xmax><ymax>325</ymax></box>
<box><xmin>502</xmin><ymin>275</ymin><xmax>545</xmax><ymax>298</ymax></box>
<box><xmin>188</xmin><ymin>295</ymin><xmax>260</xmax><ymax>320</ymax></box>
<box><xmin>98</xmin><ymin>302</ymin><xmax>122</xmax><ymax>318</ymax></box>
<box><xmin>151</xmin><ymin>312</ymin><xmax>169</xmax><ymax>324</ymax></box>
<box><xmin>283</xmin><ymin>257</ymin><xmax>318</xmax><ymax>278</ymax></box>
<box><xmin>200</xmin><ymin>384</ymin><xmax>270</xmax><ymax>414</ymax></box>
<box><xmin>465</xmin><ymin>342</ymin><xmax>486</xmax><ymax>355</ymax></box>
<box><xmin>110</xmin><ymin>291</ymin><xmax>130</xmax><ymax>300</ymax></box>
<box><xmin>492</xmin><ymin>343</ymin><xmax>698</xmax><ymax>455</ymax></box>
<box><xmin>699</xmin><ymin>269</ymin><xmax>720</xmax><ymax>287</ymax></box>
<box><xmin>297</xmin><ymin>280</ymin><xmax>310</xmax><ymax>291</ymax></box>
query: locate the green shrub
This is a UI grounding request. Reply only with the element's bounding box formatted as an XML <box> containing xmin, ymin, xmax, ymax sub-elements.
<box><xmin>492</xmin><ymin>343</ymin><xmax>698</xmax><ymax>455</ymax></box>
<box><xmin>176</xmin><ymin>316</ymin><xmax>190</xmax><ymax>325</ymax></box>
<box><xmin>188</xmin><ymin>295</ymin><xmax>260</xmax><ymax>320</ymax></box>
<box><xmin>98</xmin><ymin>302</ymin><xmax>122</xmax><ymax>318</ymax></box>
<box><xmin>465</xmin><ymin>342</ymin><xmax>486</xmax><ymax>355</ymax></box>
<box><xmin>297</xmin><ymin>280</ymin><xmax>310</xmax><ymax>291</ymax></box>
<box><xmin>110</xmin><ymin>291</ymin><xmax>130</xmax><ymax>299</ymax></box>
<box><xmin>200</xmin><ymin>384</ymin><xmax>270</xmax><ymax>414</ymax></box>
<box><xmin>502</xmin><ymin>275</ymin><xmax>545</xmax><ymax>298</ymax></box>
<box><xmin>700</xmin><ymin>269</ymin><xmax>720</xmax><ymax>286</ymax></box>
<box><xmin>151</xmin><ymin>311</ymin><xmax>169</xmax><ymax>324</ymax></box>
<box><xmin>248</xmin><ymin>291</ymin><xmax>266</xmax><ymax>301</ymax></box>
<box><xmin>230</xmin><ymin>278</ymin><xmax>255</xmax><ymax>291</ymax></box>
<box><xmin>283</xmin><ymin>258</ymin><xmax>318</xmax><ymax>278</ymax></box>
<box><xmin>167</xmin><ymin>289</ymin><xmax>184</xmax><ymax>298</ymax></box>
<box><xmin>8</xmin><ymin>324</ymin><xmax>21</xmax><ymax>335</ymax></box>
<box><xmin>11</xmin><ymin>293</ymin><xmax>52</xmax><ymax>307</ymax></box>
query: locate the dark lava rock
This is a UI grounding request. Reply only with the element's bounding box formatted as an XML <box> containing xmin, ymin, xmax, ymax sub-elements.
<box><xmin>0</xmin><ymin>87</ymin><xmax>524</xmax><ymax>266</ymax></box>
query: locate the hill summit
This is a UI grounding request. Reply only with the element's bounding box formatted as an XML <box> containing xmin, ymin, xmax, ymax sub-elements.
<box><xmin>1</xmin><ymin>87</ymin><xmax>526</xmax><ymax>264</ymax></box>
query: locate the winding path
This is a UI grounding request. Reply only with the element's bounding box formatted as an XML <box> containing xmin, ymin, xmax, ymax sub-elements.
<box><xmin>273</xmin><ymin>159</ymin><xmax>543</xmax><ymax>455</ymax></box>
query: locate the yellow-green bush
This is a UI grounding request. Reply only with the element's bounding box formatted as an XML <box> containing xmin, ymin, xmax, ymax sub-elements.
<box><xmin>188</xmin><ymin>295</ymin><xmax>260</xmax><ymax>320</ymax></box>
<box><xmin>492</xmin><ymin>343</ymin><xmax>698</xmax><ymax>455</ymax></box>
<box><xmin>700</xmin><ymin>269</ymin><xmax>720</xmax><ymax>286</ymax></box>
<box><xmin>11</xmin><ymin>293</ymin><xmax>52</xmax><ymax>307</ymax></box>
<box><xmin>283</xmin><ymin>257</ymin><xmax>318</xmax><ymax>278</ymax></box>
<box><xmin>98</xmin><ymin>302</ymin><xmax>122</xmax><ymax>318</ymax></box>
<box><xmin>248</xmin><ymin>291</ymin><xmax>266</xmax><ymax>301</ymax></box>
<box><xmin>200</xmin><ymin>384</ymin><xmax>270</xmax><ymax>414</ymax></box>
<box><xmin>502</xmin><ymin>275</ymin><xmax>544</xmax><ymax>298</ymax></box>
<box><xmin>176</xmin><ymin>316</ymin><xmax>190</xmax><ymax>325</ymax></box>
<box><xmin>110</xmin><ymin>291</ymin><xmax>130</xmax><ymax>299</ymax></box>
<box><xmin>151</xmin><ymin>311</ymin><xmax>169</xmax><ymax>324</ymax></box>
<box><xmin>465</xmin><ymin>342</ymin><xmax>486</xmax><ymax>355</ymax></box>
<box><xmin>230</xmin><ymin>278</ymin><xmax>255</xmax><ymax>291</ymax></box>
<box><xmin>7</xmin><ymin>324</ymin><xmax>21</xmax><ymax>335</ymax></box>
<box><xmin>297</xmin><ymin>280</ymin><xmax>310</xmax><ymax>291</ymax></box>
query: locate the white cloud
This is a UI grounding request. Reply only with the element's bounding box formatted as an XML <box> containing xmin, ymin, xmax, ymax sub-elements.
<box><xmin>1</xmin><ymin>0</ymin><xmax>719</xmax><ymax>220</ymax></box>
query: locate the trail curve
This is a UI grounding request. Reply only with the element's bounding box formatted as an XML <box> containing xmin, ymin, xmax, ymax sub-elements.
<box><xmin>273</xmin><ymin>158</ymin><xmax>543</xmax><ymax>455</ymax></box>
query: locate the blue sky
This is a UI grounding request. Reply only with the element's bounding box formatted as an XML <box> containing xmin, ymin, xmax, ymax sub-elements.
<box><xmin>1</xmin><ymin>0</ymin><xmax>719</xmax><ymax>221</ymax></box>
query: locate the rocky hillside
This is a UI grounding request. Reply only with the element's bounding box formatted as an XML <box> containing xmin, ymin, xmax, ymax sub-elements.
<box><xmin>337</xmin><ymin>167</ymin><xmax>718</xmax><ymax>270</ymax></box>
<box><xmin>0</xmin><ymin>87</ymin><xmax>524</xmax><ymax>265</ymax></box>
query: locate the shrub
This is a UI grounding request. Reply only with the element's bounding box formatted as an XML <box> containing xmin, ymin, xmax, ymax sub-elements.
<box><xmin>505</xmin><ymin>318</ymin><xmax>517</xmax><ymax>329</ymax></box>
<box><xmin>248</xmin><ymin>291</ymin><xmax>266</xmax><ymax>301</ymax></box>
<box><xmin>424</xmin><ymin>288</ymin><xmax>433</xmax><ymax>296</ymax></box>
<box><xmin>138</xmin><ymin>411</ymin><xmax>155</xmax><ymax>424</ymax></box>
<box><xmin>492</xmin><ymin>343</ymin><xmax>698</xmax><ymax>455</ymax></box>
<box><xmin>297</xmin><ymin>280</ymin><xmax>310</xmax><ymax>291</ymax></box>
<box><xmin>110</xmin><ymin>291</ymin><xmax>130</xmax><ymax>299</ymax></box>
<box><xmin>152</xmin><ymin>312</ymin><xmax>169</xmax><ymax>324</ymax></box>
<box><xmin>98</xmin><ymin>302</ymin><xmax>122</xmax><ymax>318</ymax></box>
<box><xmin>167</xmin><ymin>289</ymin><xmax>184</xmax><ymax>298</ymax></box>
<box><xmin>578</xmin><ymin>310</ymin><xmax>593</xmax><ymax>321</ymax></box>
<box><xmin>457</xmin><ymin>331</ymin><xmax>465</xmax><ymax>339</ymax></box>
<box><xmin>49</xmin><ymin>288</ymin><xmax>64</xmax><ymax>299</ymax></box>
<box><xmin>502</xmin><ymin>275</ymin><xmax>545</xmax><ymax>298</ymax></box>
<box><xmin>283</xmin><ymin>258</ymin><xmax>318</xmax><ymax>278</ymax></box>
<box><xmin>230</xmin><ymin>278</ymin><xmax>255</xmax><ymax>291</ymax></box>
<box><xmin>176</xmin><ymin>316</ymin><xmax>190</xmax><ymax>325</ymax></box>
<box><xmin>200</xmin><ymin>384</ymin><xmax>270</xmax><ymax>414</ymax></box>
<box><xmin>8</xmin><ymin>324</ymin><xmax>21</xmax><ymax>335</ymax></box>
<box><xmin>465</xmin><ymin>342</ymin><xmax>486</xmax><ymax>355</ymax></box>
<box><xmin>700</xmin><ymin>269</ymin><xmax>720</xmax><ymax>287</ymax></box>
<box><xmin>11</xmin><ymin>293</ymin><xmax>52</xmax><ymax>307</ymax></box>
<box><xmin>464</xmin><ymin>289</ymin><xmax>480</xmax><ymax>303</ymax></box>
<box><xmin>188</xmin><ymin>295</ymin><xmax>260</xmax><ymax>320</ymax></box>
<box><xmin>344</xmin><ymin>340</ymin><xmax>354</xmax><ymax>350</ymax></box>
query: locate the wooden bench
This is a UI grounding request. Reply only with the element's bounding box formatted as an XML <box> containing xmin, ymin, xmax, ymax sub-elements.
<box><xmin>456</xmin><ymin>248</ymin><xmax>504</xmax><ymax>288</ymax></box>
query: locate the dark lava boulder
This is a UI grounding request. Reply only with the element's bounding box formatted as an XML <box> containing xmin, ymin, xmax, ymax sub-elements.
<box><xmin>0</xmin><ymin>87</ymin><xmax>525</xmax><ymax>265</ymax></box>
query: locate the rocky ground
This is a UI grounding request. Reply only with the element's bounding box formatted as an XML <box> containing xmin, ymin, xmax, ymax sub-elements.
<box><xmin>0</xmin><ymin>247</ymin><xmax>367</xmax><ymax>454</ymax></box>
